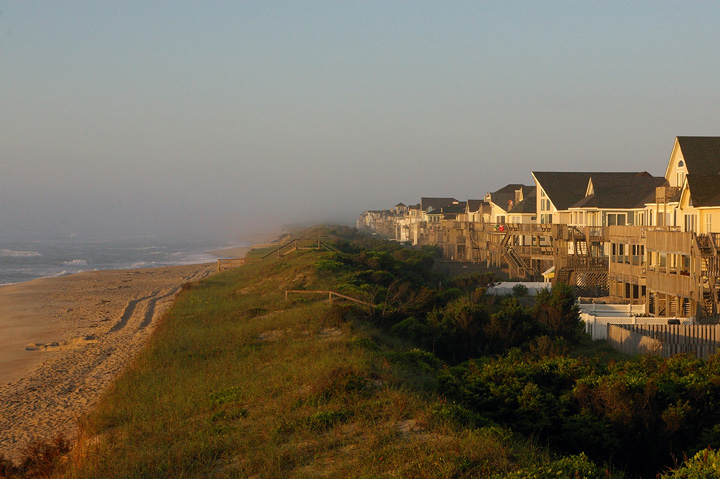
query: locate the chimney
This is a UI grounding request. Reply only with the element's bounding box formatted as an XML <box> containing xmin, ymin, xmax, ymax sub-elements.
<box><xmin>515</xmin><ymin>187</ymin><xmax>523</xmax><ymax>206</ymax></box>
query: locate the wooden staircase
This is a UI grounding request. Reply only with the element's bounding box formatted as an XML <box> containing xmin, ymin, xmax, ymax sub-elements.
<box><xmin>696</xmin><ymin>233</ymin><xmax>720</xmax><ymax>319</ymax></box>
<box><xmin>555</xmin><ymin>268</ymin><xmax>572</xmax><ymax>285</ymax></box>
<box><xmin>503</xmin><ymin>246</ymin><xmax>529</xmax><ymax>279</ymax></box>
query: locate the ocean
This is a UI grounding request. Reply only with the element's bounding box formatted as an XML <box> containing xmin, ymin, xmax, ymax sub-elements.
<box><xmin>0</xmin><ymin>236</ymin><xmax>244</xmax><ymax>286</ymax></box>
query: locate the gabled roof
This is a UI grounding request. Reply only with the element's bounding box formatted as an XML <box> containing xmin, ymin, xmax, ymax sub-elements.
<box><xmin>395</xmin><ymin>202</ymin><xmax>406</xmax><ymax>207</ymax></box>
<box><xmin>570</xmin><ymin>173</ymin><xmax>666</xmax><ymax>209</ymax></box>
<box><xmin>686</xmin><ymin>175</ymin><xmax>720</xmax><ymax>207</ymax></box>
<box><xmin>487</xmin><ymin>184</ymin><xmax>528</xmax><ymax>211</ymax></box>
<box><xmin>532</xmin><ymin>172</ymin><xmax>595</xmax><ymax>210</ymax></box>
<box><xmin>676</xmin><ymin>137</ymin><xmax>720</xmax><ymax>176</ymax></box>
<box><xmin>466</xmin><ymin>199</ymin><xmax>485</xmax><ymax>213</ymax></box>
<box><xmin>509</xmin><ymin>187</ymin><xmax>537</xmax><ymax>214</ymax></box>
<box><xmin>440</xmin><ymin>203</ymin><xmax>467</xmax><ymax>215</ymax></box>
<box><xmin>408</xmin><ymin>203</ymin><xmax>421</xmax><ymax>210</ymax></box>
<box><xmin>421</xmin><ymin>197</ymin><xmax>458</xmax><ymax>212</ymax></box>
<box><xmin>533</xmin><ymin>172</ymin><xmax>656</xmax><ymax>210</ymax></box>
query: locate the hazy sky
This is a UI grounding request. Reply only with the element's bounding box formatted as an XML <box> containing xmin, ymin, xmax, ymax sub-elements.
<box><xmin>1</xmin><ymin>2</ymin><xmax>719</xmax><ymax>242</ymax></box>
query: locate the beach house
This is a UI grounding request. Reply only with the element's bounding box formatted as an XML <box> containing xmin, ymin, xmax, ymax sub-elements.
<box><xmin>358</xmin><ymin>135</ymin><xmax>720</xmax><ymax>320</ymax></box>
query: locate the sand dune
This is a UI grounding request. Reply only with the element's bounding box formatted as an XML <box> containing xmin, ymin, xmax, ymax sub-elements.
<box><xmin>0</xmin><ymin>263</ymin><xmax>215</xmax><ymax>461</ymax></box>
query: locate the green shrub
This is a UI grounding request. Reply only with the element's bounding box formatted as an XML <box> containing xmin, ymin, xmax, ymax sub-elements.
<box><xmin>661</xmin><ymin>448</ymin><xmax>720</xmax><ymax>478</ymax></box>
<box><xmin>512</xmin><ymin>284</ymin><xmax>529</xmax><ymax>298</ymax></box>
<box><xmin>494</xmin><ymin>453</ymin><xmax>612</xmax><ymax>479</ymax></box>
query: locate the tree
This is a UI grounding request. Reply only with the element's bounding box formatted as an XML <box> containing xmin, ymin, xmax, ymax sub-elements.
<box><xmin>533</xmin><ymin>283</ymin><xmax>583</xmax><ymax>346</ymax></box>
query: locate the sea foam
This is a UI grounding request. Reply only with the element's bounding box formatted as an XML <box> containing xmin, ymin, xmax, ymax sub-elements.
<box><xmin>63</xmin><ymin>259</ymin><xmax>88</xmax><ymax>266</ymax></box>
<box><xmin>0</xmin><ymin>249</ymin><xmax>42</xmax><ymax>258</ymax></box>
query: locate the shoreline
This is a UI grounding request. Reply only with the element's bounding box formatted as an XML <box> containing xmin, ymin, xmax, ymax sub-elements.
<box><xmin>0</xmin><ymin>262</ymin><xmax>215</xmax><ymax>461</ymax></box>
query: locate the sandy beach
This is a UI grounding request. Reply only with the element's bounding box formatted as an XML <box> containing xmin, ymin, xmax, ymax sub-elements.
<box><xmin>0</xmin><ymin>263</ymin><xmax>215</xmax><ymax>461</ymax></box>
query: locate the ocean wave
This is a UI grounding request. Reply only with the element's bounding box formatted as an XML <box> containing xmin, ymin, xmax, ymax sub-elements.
<box><xmin>63</xmin><ymin>259</ymin><xmax>88</xmax><ymax>266</ymax></box>
<box><xmin>42</xmin><ymin>270</ymin><xmax>70</xmax><ymax>279</ymax></box>
<box><xmin>0</xmin><ymin>249</ymin><xmax>42</xmax><ymax>258</ymax></box>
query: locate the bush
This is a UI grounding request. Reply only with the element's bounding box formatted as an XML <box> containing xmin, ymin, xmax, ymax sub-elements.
<box><xmin>494</xmin><ymin>453</ymin><xmax>614</xmax><ymax>479</ymax></box>
<box><xmin>533</xmin><ymin>283</ymin><xmax>583</xmax><ymax>346</ymax></box>
<box><xmin>661</xmin><ymin>448</ymin><xmax>720</xmax><ymax>478</ymax></box>
<box><xmin>512</xmin><ymin>284</ymin><xmax>528</xmax><ymax>298</ymax></box>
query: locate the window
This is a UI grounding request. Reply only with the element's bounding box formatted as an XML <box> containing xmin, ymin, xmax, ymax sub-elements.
<box><xmin>540</xmin><ymin>214</ymin><xmax>553</xmax><ymax>224</ymax></box>
<box><xmin>605</xmin><ymin>213</ymin><xmax>626</xmax><ymax>226</ymax></box>
<box><xmin>706</xmin><ymin>214</ymin><xmax>712</xmax><ymax>233</ymax></box>
<box><xmin>684</xmin><ymin>214</ymin><xmax>697</xmax><ymax>232</ymax></box>
<box><xmin>631</xmin><ymin>244</ymin><xmax>645</xmax><ymax>265</ymax></box>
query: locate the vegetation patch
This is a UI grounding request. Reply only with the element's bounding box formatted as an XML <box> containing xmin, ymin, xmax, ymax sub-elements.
<box><xmin>9</xmin><ymin>226</ymin><xmax>718</xmax><ymax>478</ymax></box>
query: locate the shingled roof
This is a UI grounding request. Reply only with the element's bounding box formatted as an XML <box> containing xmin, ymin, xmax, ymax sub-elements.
<box><xmin>533</xmin><ymin>172</ymin><xmax>657</xmax><ymax>210</ymax></box>
<box><xmin>440</xmin><ymin>203</ymin><xmax>467</xmax><ymax>214</ymax></box>
<box><xmin>532</xmin><ymin>172</ymin><xmax>595</xmax><ymax>210</ymax></box>
<box><xmin>687</xmin><ymin>175</ymin><xmax>720</xmax><ymax>207</ymax></box>
<box><xmin>466</xmin><ymin>199</ymin><xmax>486</xmax><ymax>213</ymax></box>
<box><xmin>488</xmin><ymin>184</ymin><xmax>529</xmax><ymax>212</ymax></box>
<box><xmin>570</xmin><ymin>173</ymin><xmax>667</xmax><ymax>209</ymax></box>
<box><xmin>421</xmin><ymin>197</ymin><xmax>458</xmax><ymax>212</ymax></box>
<box><xmin>676</xmin><ymin>137</ymin><xmax>720</xmax><ymax>176</ymax></box>
<box><xmin>509</xmin><ymin>187</ymin><xmax>537</xmax><ymax>214</ymax></box>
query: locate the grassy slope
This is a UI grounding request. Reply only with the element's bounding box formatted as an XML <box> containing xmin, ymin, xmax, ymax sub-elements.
<box><xmin>67</xmin><ymin>250</ymin><xmax>534</xmax><ymax>478</ymax></box>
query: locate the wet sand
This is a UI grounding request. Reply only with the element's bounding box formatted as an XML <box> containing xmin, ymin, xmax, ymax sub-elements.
<box><xmin>0</xmin><ymin>263</ymin><xmax>215</xmax><ymax>461</ymax></box>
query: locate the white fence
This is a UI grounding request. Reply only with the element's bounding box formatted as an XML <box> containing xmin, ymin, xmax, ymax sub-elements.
<box><xmin>607</xmin><ymin>324</ymin><xmax>720</xmax><ymax>360</ymax></box>
<box><xmin>582</xmin><ymin>314</ymin><xmax>691</xmax><ymax>340</ymax></box>
<box><xmin>578</xmin><ymin>303</ymin><xmax>645</xmax><ymax>316</ymax></box>
<box><xmin>579</xmin><ymin>302</ymin><xmax>691</xmax><ymax>340</ymax></box>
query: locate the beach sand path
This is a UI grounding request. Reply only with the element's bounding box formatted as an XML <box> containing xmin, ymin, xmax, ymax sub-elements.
<box><xmin>0</xmin><ymin>263</ymin><xmax>215</xmax><ymax>461</ymax></box>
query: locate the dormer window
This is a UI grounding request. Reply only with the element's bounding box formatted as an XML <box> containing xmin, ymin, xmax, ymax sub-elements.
<box><xmin>678</xmin><ymin>160</ymin><xmax>684</xmax><ymax>167</ymax></box>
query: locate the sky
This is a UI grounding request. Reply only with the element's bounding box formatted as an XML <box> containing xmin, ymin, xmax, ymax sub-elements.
<box><xmin>1</xmin><ymin>1</ymin><xmax>719</xmax><ymax>242</ymax></box>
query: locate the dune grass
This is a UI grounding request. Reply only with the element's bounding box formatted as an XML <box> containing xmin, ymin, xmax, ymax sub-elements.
<box><xmin>63</xmin><ymin>251</ymin><xmax>531</xmax><ymax>478</ymax></box>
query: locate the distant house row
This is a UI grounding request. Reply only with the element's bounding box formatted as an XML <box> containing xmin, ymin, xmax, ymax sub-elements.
<box><xmin>358</xmin><ymin>136</ymin><xmax>720</xmax><ymax>320</ymax></box>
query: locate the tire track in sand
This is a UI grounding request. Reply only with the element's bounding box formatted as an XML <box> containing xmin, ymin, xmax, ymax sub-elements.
<box><xmin>0</xmin><ymin>263</ymin><xmax>217</xmax><ymax>462</ymax></box>
<box><xmin>109</xmin><ymin>291</ymin><xmax>159</xmax><ymax>333</ymax></box>
<box><xmin>138</xmin><ymin>288</ymin><xmax>180</xmax><ymax>329</ymax></box>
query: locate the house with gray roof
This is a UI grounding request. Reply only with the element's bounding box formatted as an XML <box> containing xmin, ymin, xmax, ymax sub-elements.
<box><xmin>663</xmin><ymin>136</ymin><xmax>720</xmax><ymax>233</ymax></box>
<box><xmin>484</xmin><ymin>184</ymin><xmax>532</xmax><ymax>224</ymax></box>
<box><xmin>465</xmin><ymin>199</ymin><xmax>488</xmax><ymax>223</ymax></box>
<box><xmin>507</xmin><ymin>187</ymin><xmax>537</xmax><ymax>224</ymax></box>
<box><xmin>420</xmin><ymin>197</ymin><xmax>459</xmax><ymax>213</ymax></box>
<box><xmin>567</xmin><ymin>173</ymin><xmax>667</xmax><ymax>227</ymax></box>
<box><xmin>532</xmin><ymin>171</ymin><xmax>665</xmax><ymax>227</ymax></box>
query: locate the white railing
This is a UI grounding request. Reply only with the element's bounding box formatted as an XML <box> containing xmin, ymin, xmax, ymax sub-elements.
<box><xmin>578</xmin><ymin>303</ymin><xmax>646</xmax><ymax>316</ymax></box>
<box><xmin>582</xmin><ymin>313</ymin><xmax>691</xmax><ymax>340</ymax></box>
